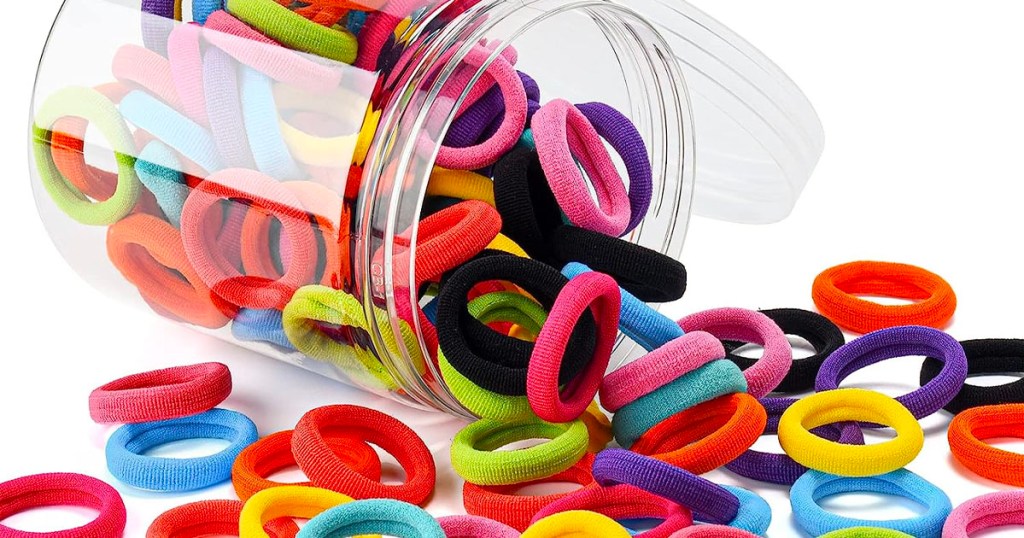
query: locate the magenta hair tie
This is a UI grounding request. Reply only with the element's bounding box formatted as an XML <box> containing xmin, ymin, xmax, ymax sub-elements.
<box><xmin>0</xmin><ymin>473</ymin><xmax>127</xmax><ymax>538</ymax></box>
<box><xmin>438</xmin><ymin>515</ymin><xmax>520</xmax><ymax>538</ymax></box>
<box><xmin>599</xmin><ymin>331</ymin><xmax>726</xmax><ymax>412</ymax></box>
<box><xmin>942</xmin><ymin>491</ymin><xmax>1024</xmax><ymax>537</ymax></box>
<box><xmin>435</xmin><ymin>46</ymin><xmax>527</xmax><ymax>170</ymax></box>
<box><xmin>89</xmin><ymin>362</ymin><xmax>233</xmax><ymax>424</ymax></box>
<box><xmin>356</xmin><ymin>0</ymin><xmax>427</xmax><ymax>71</ymax></box>
<box><xmin>533</xmin><ymin>98</ymin><xmax>631</xmax><ymax>236</ymax></box>
<box><xmin>678</xmin><ymin>307</ymin><xmax>793</xmax><ymax>398</ymax></box>
<box><xmin>527</xmin><ymin>272</ymin><xmax>621</xmax><ymax>422</ymax></box>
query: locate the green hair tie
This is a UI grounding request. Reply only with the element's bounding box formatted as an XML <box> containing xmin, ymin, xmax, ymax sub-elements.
<box><xmin>225</xmin><ymin>0</ymin><xmax>358</xmax><ymax>64</ymax></box>
<box><xmin>450</xmin><ymin>417</ymin><xmax>588</xmax><ymax>485</ymax></box>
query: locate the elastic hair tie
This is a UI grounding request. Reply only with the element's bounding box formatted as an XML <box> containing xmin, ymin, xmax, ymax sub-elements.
<box><xmin>134</xmin><ymin>141</ymin><xmax>189</xmax><ymax>227</ymax></box>
<box><xmin>532</xmin><ymin>484</ymin><xmax>692</xmax><ymax>538</ymax></box>
<box><xmin>668</xmin><ymin>526</ymin><xmax>760</xmax><ymax>537</ymax></box>
<box><xmin>436</xmin><ymin>47</ymin><xmax>527</xmax><ymax>170</ymax></box>
<box><xmin>948</xmin><ymin>403</ymin><xmax>1024</xmax><ymax>487</ymax></box>
<box><xmin>522</xmin><ymin>511</ymin><xmax>631</xmax><ymax>538</ymax></box>
<box><xmin>678</xmin><ymin>307</ymin><xmax>793</xmax><ymax>398</ymax></box>
<box><xmin>921</xmin><ymin>338</ymin><xmax>1024</xmax><ymax>414</ymax></box>
<box><xmin>533</xmin><ymin>99</ymin><xmax>630</xmax><ymax>236</ymax></box>
<box><xmin>112</xmin><ymin>44</ymin><xmax>184</xmax><ymax>111</ymax></box>
<box><xmin>299</xmin><ymin>499</ymin><xmax>444</xmax><ymax>537</ymax></box>
<box><xmin>611</xmin><ymin>359</ymin><xmax>748</xmax><ymax>449</ymax></box>
<box><xmin>528</xmin><ymin>272</ymin><xmax>620</xmax><ymax>422</ymax></box>
<box><xmin>438</xmin><ymin>515</ymin><xmax>519</xmax><ymax>538</ymax></box>
<box><xmin>292</xmin><ymin>405</ymin><xmax>436</xmax><ymax>505</ymax></box>
<box><xmin>0</xmin><ymin>473</ymin><xmax>126</xmax><ymax>538</ymax></box>
<box><xmin>462</xmin><ymin>454</ymin><xmax>595</xmax><ymax>531</ymax></box>
<box><xmin>119</xmin><ymin>89</ymin><xmax>223</xmax><ymax>173</ymax></box>
<box><xmin>816</xmin><ymin>325</ymin><xmax>968</xmax><ymax>421</ymax></box>
<box><xmin>231</xmin><ymin>429</ymin><xmax>381</xmax><ymax>501</ymax></box>
<box><xmin>724</xmin><ymin>308</ymin><xmax>844</xmax><ymax>394</ymax></box>
<box><xmin>427</xmin><ymin>168</ymin><xmax>495</xmax><ymax>206</ymax></box>
<box><xmin>89</xmin><ymin>362</ymin><xmax>232</xmax><ymax>423</ymax></box>
<box><xmin>446</xmin><ymin>71</ymin><xmax>539</xmax><ymax>149</ymax></box>
<box><xmin>790</xmin><ymin>469</ymin><xmax>952</xmax><ymax>538</ymax></box>
<box><xmin>240</xmin><ymin>67</ymin><xmax>305</xmax><ymax>180</ymax></box>
<box><xmin>548</xmin><ymin>226</ymin><xmax>687</xmax><ymax>303</ymax></box>
<box><xmin>450</xmin><ymin>417</ymin><xmax>588</xmax><ymax>486</ymax></box>
<box><xmin>107</xmin><ymin>214</ymin><xmax>233</xmax><ymax>329</ymax></box>
<box><xmin>725</xmin><ymin>396</ymin><xmax>865</xmax><ymax>486</ymax></box>
<box><xmin>355</xmin><ymin>0</ymin><xmax>424</xmax><ymax>70</ymax></box>
<box><xmin>106</xmin><ymin>408</ymin><xmax>258</xmax><ymax>491</ymax></box>
<box><xmin>232</xmin><ymin>309</ymin><xmax>296</xmax><ymax>350</ymax></box>
<box><xmin>166</xmin><ymin>23</ymin><xmax>207</xmax><ymax>128</ymax></box>
<box><xmin>630</xmin><ymin>393</ymin><xmax>767</xmax><ymax>475</ymax></box>
<box><xmin>492</xmin><ymin>147</ymin><xmax>564</xmax><ymax>261</ymax></box>
<box><xmin>582</xmin><ymin>401</ymin><xmax>613</xmax><ymax>453</ymax></box>
<box><xmin>180</xmin><ymin>169</ymin><xmax>318</xmax><ymax>310</ymax></box>
<box><xmin>593</xmin><ymin>449</ymin><xmax>739</xmax><ymax>525</ymax></box>
<box><xmin>716</xmin><ymin>486</ymin><xmax>771</xmax><ymax>535</ymax></box>
<box><xmin>562</xmin><ymin>262</ymin><xmax>683</xmax><ymax>352</ymax></box>
<box><xmin>941</xmin><ymin>491</ymin><xmax>1024</xmax><ymax>538</ymax></box>
<box><xmin>812</xmin><ymin>260</ymin><xmax>957</xmax><ymax>334</ymax></box>
<box><xmin>146</xmin><ymin>499</ymin><xmax>299</xmax><ymax>537</ymax></box>
<box><xmin>819</xmin><ymin>530</ymin><xmax>915</xmax><ymax>538</ymax></box>
<box><xmin>33</xmin><ymin>86</ymin><xmax>141</xmax><ymax>225</ymax></box>
<box><xmin>239</xmin><ymin>486</ymin><xmax>354</xmax><ymax>538</ymax></box>
<box><xmin>203</xmin><ymin>47</ymin><xmax>257</xmax><ymax>169</ymax></box>
<box><xmin>599</xmin><ymin>331</ymin><xmax>725</xmax><ymax>413</ymax></box>
<box><xmin>224</xmin><ymin>0</ymin><xmax>358</xmax><ymax>63</ymax></box>
<box><xmin>575</xmin><ymin>102</ymin><xmax>651</xmax><ymax>233</ymax></box>
<box><xmin>777</xmin><ymin>388</ymin><xmax>924</xmax><ymax>477</ymax></box>
<box><xmin>436</xmin><ymin>255</ymin><xmax>595</xmax><ymax>396</ymax></box>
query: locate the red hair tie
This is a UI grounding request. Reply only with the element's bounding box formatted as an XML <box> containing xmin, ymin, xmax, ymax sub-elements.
<box><xmin>147</xmin><ymin>499</ymin><xmax>298</xmax><ymax>537</ymax></box>
<box><xmin>0</xmin><ymin>473</ymin><xmax>126</xmax><ymax>538</ymax></box>
<box><xmin>88</xmin><ymin>362</ymin><xmax>232</xmax><ymax>424</ymax></box>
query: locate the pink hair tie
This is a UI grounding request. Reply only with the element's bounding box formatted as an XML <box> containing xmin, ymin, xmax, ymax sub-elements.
<box><xmin>533</xmin><ymin>98</ymin><xmax>631</xmax><ymax>236</ymax></box>
<box><xmin>89</xmin><ymin>362</ymin><xmax>232</xmax><ymax>424</ymax></box>
<box><xmin>942</xmin><ymin>491</ymin><xmax>1024</xmax><ymax>537</ymax></box>
<box><xmin>527</xmin><ymin>272</ymin><xmax>621</xmax><ymax>423</ymax></box>
<box><xmin>669</xmin><ymin>525</ymin><xmax>760</xmax><ymax>537</ymax></box>
<box><xmin>355</xmin><ymin>0</ymin><xmax>424</xmax><ymax>71</ymax></box>
<box><xmin>112</xmin><ymin>45</ymin><xmax>184</xmax><ymax>111</ymax></box>
<box><xmin>0</xmin><ymin>473</ymin><xmax>126</xmax><ymax>538</ymax></box>
<box><xmin>435</xmin><ymin>46</ymin><xmax>527</xmax><ymax>170</ymax></box>
<box><xmin>677</xmin><ymin>307</ymin><xmax>793</xmax><ymax>398</ymax></box>
<box><xmin>438</xmin><ymin>515</ymin><xmax>520</xmax><ymax>538</ymax></box>
<box><xmin>167</xmin><ymin>23</ymin><xmax>209</xmax><ymax>127</ymax></box>
<box><xmin>599</xmin><ymin>331</ymin><xmax>726</xmax><ymax>412</ymax></box>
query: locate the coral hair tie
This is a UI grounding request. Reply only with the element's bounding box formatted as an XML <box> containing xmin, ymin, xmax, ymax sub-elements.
<box><xmin>812</xmin><ymin>260</ymin><xmax>957</xmax><ymax>333</ymax></box>
<box><xmin>89</xmin><ymin>362</ymin><xmax>232</xmax><ymax>423</ymax></box>
<box><xmin>948</xmin><ymin>403</ymin><xmax>1024</xmax><ymax>487</ymax></box>
<box><xmin>0</xmin><ymin>473</ymin><xmax>126</xmax><ymax>538</ymax></box>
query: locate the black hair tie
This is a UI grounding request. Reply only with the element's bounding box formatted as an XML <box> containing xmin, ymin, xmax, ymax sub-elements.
<box><xmin>920</xmin><ymin>338</ymin><xmax>1024</xmax><ymax>414</ymax></box>
<box><xmin>724</xmin><ymin>308</ymin><xmax>844</xmax><ymax>394</ymax></box>
<box><xmin>493</xmin><ymin>147</ymin><xmax>563</xmax><ymax>262</ymax></box>
<box><xmin>436</xmin><ymin>255</ymin><xmax>596</xmax><ymax>395</ymax></box>
<box><xmin>547</xmin><ymin>225</ymin><xmax>687</xmax><ymax>303</ymax></box>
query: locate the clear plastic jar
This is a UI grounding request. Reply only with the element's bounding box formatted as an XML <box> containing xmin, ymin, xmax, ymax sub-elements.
<box><xmin>30</xmin><ymin>0</ymin><xmax>823</xmax><ymax>416</ymax></box>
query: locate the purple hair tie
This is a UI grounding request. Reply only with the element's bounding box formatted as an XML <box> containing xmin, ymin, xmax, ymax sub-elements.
<box><xmin>203</xmin><ymin>47</ymin><xmax>257</xmax><ymax>169</ymax></box>
<box><xmin>141</xmin><ymin>0</ymin><xmax>176</xmax><ymax>55</ymax></box>
<box><xmin>445</xmin><ymin>71</ymin><xmax>539</xmax><ymax>149</ymax></box>
<box><xmin>725</xmin><ymin>397</ymin><xmax>865</xmax><ymax>485</ymax></box>
<box><xmin>593</xmin><ymin>448</ymin><xmax>739</xmax><ymax>525</ymax></box>
<box><xmin>816</xmin><ymin>325</ymin><xmax>968</xmax><ymax>421</ymax></box>
<box><xmin>576</xmin><ymin>101</ymin><xmax>652</xmax><ymax>233</ymax></box>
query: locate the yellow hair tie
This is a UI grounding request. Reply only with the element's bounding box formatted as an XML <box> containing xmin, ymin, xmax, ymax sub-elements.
<box><xmin>582</xmin><ymin>401</ymin><xmax>613</xmax><ymax>453</ymax></box>
<box><xmin>778</xmin><ymin>388</ymin><xmax>924</xmax><ymax>477</ymax></box>
<box><xmin>239</xmin><ymin>486</ymin><xmax>354</xmax><ymax>538</ymax></box>
<box><xmin>273</xmin><ymin>84</ymin><xmax>365</xmax><ymax>168</ymax></box>
<box><xmin>486</xmin><ymin>233</ymin><xmax>529</xmax><ymax>258</ymax></box>
<box><xmin>522</xmin><ymin>511</ymin><xmax>631</xmax><ymax>537</ymax></box>
<box><xmin>427</xmin><ymin>168</ymin><xmax>495</xmax><ymax>206</ymax></box>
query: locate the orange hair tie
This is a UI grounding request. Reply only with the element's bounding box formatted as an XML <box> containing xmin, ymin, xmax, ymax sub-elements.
<box><xmin>948</xmin><ymin>403</ymin><xmax>1024</xmax><ymax>487</ymax></box>
<box><xmin>812</xmin><ymin>261</ymin><xmax>956</xmax><ymax>334</ymax></box>
<box><xmin>630</xmin><ymin>393</ymin><xmax>767</xmax><ymax>474</ymax></box>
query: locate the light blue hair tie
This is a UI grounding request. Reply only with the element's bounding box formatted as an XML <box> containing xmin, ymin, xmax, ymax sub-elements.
<box><xmin>241</xmin><ymin>67</ymin><xmax>304</xmax><ymax>180</ymax></box>
<box><xmin>714</xmin><ymin>485</ymin><xmax>771</xmax><ymax>536</ymax></box>
<box><xmin>135</xmin><ymin>141</ymin><xmax>189</xmax><ymax>227</ymax></box>
<box><xmin>232</xmin><ymin>308</ymin><xmax>296</xmax><ymax>351</ymax></box>
<box><xmin>119</xmin><ymin>90</ymin><xmax>223</xmax><ymax>173</ymax></box>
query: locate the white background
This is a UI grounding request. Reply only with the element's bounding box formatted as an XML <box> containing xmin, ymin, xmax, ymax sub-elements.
<box><xmin>3</xmin><ymin>1</ymin><xmax>1024</xmax><ymax>536</ymax></box>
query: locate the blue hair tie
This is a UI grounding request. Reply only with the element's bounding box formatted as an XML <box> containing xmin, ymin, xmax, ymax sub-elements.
<box><xmin>790</xmin><ymin>469</ymin><xmax>952</xmax><ymax>538</ymax></box>
<box><xmin>232</xmin><ymin>309</ymin><xmax>296</xmax><ymax>351</ymax></box>
<box><xmin>135</xmin><ymin>141</ymin><xmax>188</xmax><ymax>227</ymax></box>
<box><xmin>119</xmin><ymin>90</ymin><xmax>223</xmax><ymax>173</ymax></box>
<box><xmin>192</xmin><ymin>0</ymin><xmax>222</xmax><ymax>24</ymax></box>
<box><xmin>241</xmin><ymin>67</ymin><xmax>304</xmax><ymax>180</ymax></box>
<box><xmin>713</xmin><ymin>485</ymin><xmax>771</xmax><ymax>535</ymax></box>
<box><xmin>298</xmin><ymin>499</ymin><xmax>445</xmax><ymax>537</ymax></box>
<box><xmin>105</xmin><ymin>408</ymin><xmax>258</xmax><ymax>492</ymax></box>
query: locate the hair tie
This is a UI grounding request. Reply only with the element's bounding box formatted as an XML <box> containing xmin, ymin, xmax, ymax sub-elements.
<box><xmin>292</xmin><ymin>405</ymin><xmax>436</xmax><ymax>505</ymax></box>
<box><xmin>492</xmin><ymin>147</ymin><xmax>563</xmax><ymax>261</ymax></box>
<box><xmin>147</xmin><ymin>499</ymin><xmax>299</xmax><ymax>537</ymax></box>
<box><xmin>790</xmin><ymin>469</ymin><xmax>952</xmax><ymax>537</ymax></box>
<box><xmin>224</xmin><ymin>0</ymin><xmax>358</xmax><ymax>63</ymax></box>
<box><xmin>816</xmin><ymin>325</ymin><xmax>968</xmax><ymax>421</ymax></box>
<box><xmin>232</xmin><ymin>429</ymin><xmax>381</xmax><ymax>501</ymax></box>
<box><xmin>630</xmin><ymin>393</ymin><xmax>766</xmax><ymax>475</ymax></box>
<box><xmin>522</xmin><ymin>511</ymin><xmax>631</xmax><ymax>538</ymax></box>
<box><xmin>427</xmin><ymin>168</ymin><xmax>495</xmax><ymax>205</ymax></box>
<box><xmin>819</xmin><ymin>530</ymin><xmax>915</xmax><ymax>538</ymax></box>
<box><xmin>942</xmin><ymin>491</ymin><xmax>1024</xmax><ymax>538</ymax></box>
<box><xmin>112</xmin><ymin>44</ymin><xmax>184</xmax><ymax>111</ymax></box>
<box><xmin>0</xmin><ymin>473</ymin><xmax>126</xmax><ymax>538</ymax></box>
<box><xmin>203</xmin><ymin>46</ymin><xmax>257</xmax><ymax>169</ymax></box>
<box><xmin>438</xmin><ymin>515</ymin><xmax>519</xmax><ymax>538</ymax></box>
<box><xmin>532</xmin><ymin>484</ymin><xmax>692</xmax><ymax>538</ymax></box>
<box><xmin>133</xmin><ymin>141</ymin><xmax>189</xmax><ymax>227</ymax></box>
<box><xmin>678</xmin><ymin>307</ymin><xmax>793</xmax><ymax>398</ymax></box>
<box><xmin>582</xmin><ymin>401</ymin><xmax>613</xmax><ymax>453</ymax></box>
<box><xmin>948</xmin><ymin>403</ymin><xmax>1024</xmax><ymax>487</ymax></box>
<box><xmin>533</xmin><ymin>99</ymin><xmax>630</xmax><ymax>236</ymax></box>
<box><xmin>548</xmin><ymin>226</ymin><xmax>687</xmax><ymax>303</ymax></box>
<box><xmin>239</xmin><ymin>67</ymin><xmax>305</xmax><ymax>180</ymax></box>
<box><xmin>451</xmin><ymin>417</ymin><xmax>588</xmax><ymax>486</ymax></box>
<box><xmin>120</xmin><ymin>88</ymin><xmax>224</xmax><ymax>173</ymax></box>
<box><xmin>106</xmin><ymin>408</ymin><xmax>258</xmax><ymax>491</ymax></box>
<box><xmin>778</xmin><ymin>388</ymin><xmax>923</xmax><ymax>477</ymax></box>
<box><xmin>611</xmin><ymin>359</ymin><xmax>748</xmax><ymax>449</ymax></box>
<box><xmin>812</xmin><ymin>261</ymin><xmax>957</xmax><ymax>333</ymax></box>
<box><xmin>725</xmin><ymin>396</ymin><xmax>864</xmax><ymax>485</ymax></box>
<box><xmin>599</xmin><ymin>331</ymin><xmax>724</xmax><ymax>413</ymax></box>
<box><xmin>89</xmin><ymin>362</ymin><xmax>232</xmax><ymax>423</ymax></box>
<box><xmin>299</xmin><ymin>499</ymin><xmax>444</xmax><ymax>537</ymax></box>
<box><xmin>355</xmin><ymin>0</ymin><xmax>426</xmax><ymax>70</ymax></box>
<box><xmin>724</xmin><ymin>308</ymin><xmax>844</xmax><ymax>394</ymax></box>
<box><xmin>668</xmin><ymin>526</ymin><xmax>761</xmax><ymax>537</ymax></box>
<box><xmin>239</xmin><ymin>486</ymin><xmax>355</xmax><ymax>538</ymax></box>
<box><xmin>232</xmin><ymin>309</ymin><xmax>296</xmax><ymax>350</ymax></box>
<box><xmin>921</xmin><ymin>338</ymin><xmax>1024</xmax><ymax>414</ymax></box>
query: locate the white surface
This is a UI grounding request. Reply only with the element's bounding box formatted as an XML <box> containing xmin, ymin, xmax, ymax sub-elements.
<box><xmin>4</xmin><ymin>1</ymin><xmax>1024</xmax><ymax>536</ymax></box>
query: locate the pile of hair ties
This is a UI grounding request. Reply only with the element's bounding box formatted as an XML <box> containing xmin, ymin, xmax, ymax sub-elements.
<box><xmin>3</xmin><ymin>257</ymin><xmax>1024</xmax><ymax>537</ymax></box>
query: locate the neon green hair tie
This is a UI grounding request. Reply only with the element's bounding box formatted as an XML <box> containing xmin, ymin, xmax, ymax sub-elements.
<box><xmin>33</xmin><ymin>86</ymin><xmax>140</xmax><ymax>225</ymax></box>
<box><xmin>450</xmin><ymin>417</ymin><xmax>588</xmax><ymax>485</ymax></box>
<box><xmin>225</xmin><ymin>0</ymin><xmax>358</xmax><ymax>64</ymax></box>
